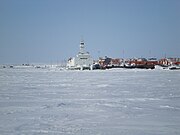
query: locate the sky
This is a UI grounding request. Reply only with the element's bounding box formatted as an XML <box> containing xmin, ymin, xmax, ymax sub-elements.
<box><xmin>0</xmin><ymin>0</ymin><xmax>180</xmax><ymax>64</ymax></box>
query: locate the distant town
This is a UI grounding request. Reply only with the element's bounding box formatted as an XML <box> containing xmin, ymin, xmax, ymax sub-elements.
<box><xmin>1</xmin><ymin>40</ymin><xmax>180</xmax><ymax>70</ymax></box>
<box><xmin>66</xmin><ymin>40</ymin><xmax>180</xmax><ymax>70</ymax></box>
<box><xmin>94</xmin><ymin>56</ymin><xmax>180</xmax><ymax>70</ymax></box>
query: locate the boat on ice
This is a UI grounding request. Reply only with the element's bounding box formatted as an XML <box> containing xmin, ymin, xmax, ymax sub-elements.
<box><xmin>169</xmin><ymin>65</ymin><xmax>180</xmax><ymax>70</ymax></box>
<box><xmin>67</xmin><ymin>40</ymin><xmax>93</xmax><ymax>70</ymax></box>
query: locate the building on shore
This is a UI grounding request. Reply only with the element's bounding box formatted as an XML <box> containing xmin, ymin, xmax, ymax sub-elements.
<box><xmin>98</xmin><ymin>56</ymin><xmax>123</xmax><ymax>69</ymax></box>
<box><xmin>158</xmin><ymin>58</ymin><xmax>180</xmax><ymax>66</ymax></box>
<box><xmin>67</xmin><ymin>40</ymin><xmax>93</xmax><ymax>70</ymax></box>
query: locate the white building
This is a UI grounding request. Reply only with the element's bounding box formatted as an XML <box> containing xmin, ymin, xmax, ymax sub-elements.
<box><xmin>67</xmin><ymin>40</ymin><xmax>93</xmax><ymax>70</ymax></box>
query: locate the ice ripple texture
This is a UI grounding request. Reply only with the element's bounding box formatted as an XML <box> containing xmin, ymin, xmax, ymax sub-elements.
<box><xmin>0</xmin><ymin>68</ymin><xmax>180</xmax><ymax>135</ymax></box>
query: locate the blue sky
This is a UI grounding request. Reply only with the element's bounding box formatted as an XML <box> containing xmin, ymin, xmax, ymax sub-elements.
<box><xmin>0</xmin><ymin>0</ymin><xmax>180</xmax><ymax>64</ymax></box>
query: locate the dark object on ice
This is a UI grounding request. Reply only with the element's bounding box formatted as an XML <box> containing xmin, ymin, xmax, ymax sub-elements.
<box><xmin>35</xmin><ymin>66</ymin><xmax>41</xmax><ymax>68</ymax></box>
<box><xmin>135</xmin><ymin>64</ymin><xmax>155</xmax><ymax>69</ymax></box>
<box><xmin>22</xmin><ymin>63</ymin><xmax>30</xmax><ymax>66</ymax></box>
<box><xmin>169</xmin><ymin>66</ymin><xmax>180</xmax><ymax>70</ymax></box>
<box><xmin>57</xmin><ymin>103</ymin><xmax>66</xmax><ymax>107</ymax></box>
<box><xmin>160</xmin><ymin>64</ymin><xmax>169</xmax><ymax>67</ymax></box>
<box><xmin>105</xmin><ymin>64</ymin><xmax>155</xmax><ymax>69</ymax></box>
<box><xmin>3</xmin><ymin>66</ymin><xmax>6</xmax><ymax>68</ymax></box>
<box><xmin>10</xmin><ymin>65</ymin><xmax>13</xmax><ymax>68</ymax></box>
<box><xmin>93</xmin><ymin>63</ymin><xmax>101</xmax><ymax>69</ymax></box>
<box><xmin>123</xmin><ymin>64</ymin><xmax>155</xmax><ymax>69</ymax></box>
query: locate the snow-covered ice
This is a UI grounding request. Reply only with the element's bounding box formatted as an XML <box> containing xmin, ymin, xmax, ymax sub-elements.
<box><xmin>0</xmin><ymin>68</ymin><xmax>180</xmax><ymax>135</ymax></box>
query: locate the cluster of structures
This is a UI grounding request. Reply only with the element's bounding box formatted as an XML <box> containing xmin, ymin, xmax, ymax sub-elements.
<box><xmin>97</xmin><ymin>57</ymin><xmax>180</xmax><ymax>70</ymax></box>
<box><xmin>1</xmin><ymin>40</ymin><xmax>179</xmax><ymax>70</ymax></box>
<box><xmin>67</xmin><ymin>40</ymin><xmax>180</xmax><ymax>70</ymax></box>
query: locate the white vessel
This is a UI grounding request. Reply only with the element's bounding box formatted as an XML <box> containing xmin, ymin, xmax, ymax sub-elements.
<box><xmin>67</xmin><ymin>40</ymin><xmax>93</xmax><ymax>70</ymax></box>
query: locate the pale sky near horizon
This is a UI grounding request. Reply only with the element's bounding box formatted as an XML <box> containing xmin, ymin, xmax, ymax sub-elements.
<box><xmin>0</xmin><ymin>0</ymin><xmax>180</xmax><ymax>64</ymax></box>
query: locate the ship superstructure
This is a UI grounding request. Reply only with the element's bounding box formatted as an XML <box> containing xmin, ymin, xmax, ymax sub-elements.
<box><xmin>67</xmin><ymin>40</ymin><xmax>93</xmax><ymax>70</ymax></box>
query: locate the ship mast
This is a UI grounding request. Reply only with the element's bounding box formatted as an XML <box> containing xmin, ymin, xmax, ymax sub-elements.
<box><xmin>79</xmin><ymin>40</ymin><xmax>85</xmax><ymax>54</ymax></box>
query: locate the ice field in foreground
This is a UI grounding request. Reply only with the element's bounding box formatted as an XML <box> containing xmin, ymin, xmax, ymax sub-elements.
<box><xmin>0</xmin><ymin>68</ymin><xmax>180</xmax><ymax>135</ymax></box>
